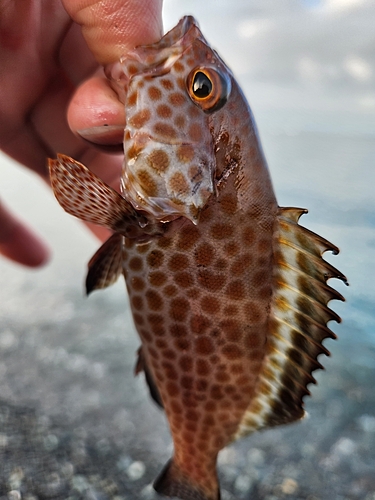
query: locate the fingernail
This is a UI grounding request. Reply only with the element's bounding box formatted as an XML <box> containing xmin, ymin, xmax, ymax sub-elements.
<box><xmin>77</xmin><ymin>125</ymin><xmax>124</xmax><ymax>145</ymax></box>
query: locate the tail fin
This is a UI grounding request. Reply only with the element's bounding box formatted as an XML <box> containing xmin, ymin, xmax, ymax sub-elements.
<box><xmin>154</xmin><ymin>459</ymin><xmax>220</xmax><ymax>500</ymax></box>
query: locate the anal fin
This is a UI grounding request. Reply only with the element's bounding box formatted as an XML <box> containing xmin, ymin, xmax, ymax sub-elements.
<box><xmin>135</xmin><ymin>347</ymin><xmax>164</xmax><ymax>408</ymax></box>
<box><xmin>86</xmin><ymin>233</ymin><xmax>123</xmax><ymax>295</ymax></box>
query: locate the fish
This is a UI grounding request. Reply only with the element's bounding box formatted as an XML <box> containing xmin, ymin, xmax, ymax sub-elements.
<box><xmin>48</xmin><ymin>16</ymin><xmax>347</xmax><ymax>500</ymax></box>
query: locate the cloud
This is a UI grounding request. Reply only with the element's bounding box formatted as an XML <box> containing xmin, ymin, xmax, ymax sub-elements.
<box><xmin>322</xmin><ymin>0</ymin><xmax>369</xmax><ymax>13</ymax></box>
<box><xmin>163</xmin><ymin>0</ymin><xmax>375</xmax><ymax>115</ymax></box>
<box><xmin>237</xmin><ymin>19</ymin><xmax>273</xmax><ymax>39</ymax></box>
<box><xmin>344</xmin><ymin>56</ymin><xmax>372</xmax><ymax>82</ymax></box>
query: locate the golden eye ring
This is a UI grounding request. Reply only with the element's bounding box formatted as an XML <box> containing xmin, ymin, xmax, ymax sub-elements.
<box><xmin>186</xmin><ymin>67</ymin><xmax>231</xmax><ymax>113</ymax></box>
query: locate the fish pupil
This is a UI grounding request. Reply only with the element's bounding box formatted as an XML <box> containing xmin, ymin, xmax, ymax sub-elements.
<box><xmin>192</xmin><ymin>72</ymin><xmax>212</xmax><ymax>98</ymax></box>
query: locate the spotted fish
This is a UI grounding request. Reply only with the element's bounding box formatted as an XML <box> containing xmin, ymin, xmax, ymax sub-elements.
<box><xmin>49</xmin><ymin>16</ymin><xmax>347</xmax><ymax>500</ymax></box>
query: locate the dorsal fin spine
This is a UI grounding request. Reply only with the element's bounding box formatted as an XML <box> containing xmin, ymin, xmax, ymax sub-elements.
<box><xmin>272</xmin><ymin>319</ymin><xmax>332</xmax><ymax>357</ymax></box>
<box><xmin>277</xmin><ymin>237</ymin><xmax>346</xmax><ymax>281</ymax></box>
<box><xmin>276</xmin><ymin>262</ymin><xmax>346</xmax><ymax>303</ymax></box>
<box><xmin>234</xmin><ymin>207</ymin><xmax>347</xmax><ymax>439</ymax></box>
<box><xmin>275</xmin><ymin>289</ymin><xmax>342</xmax><ymax>324</ymax></box>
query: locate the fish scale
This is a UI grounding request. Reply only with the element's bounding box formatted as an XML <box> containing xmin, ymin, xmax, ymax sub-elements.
<box><xmin>49</xmin><ymin>16</ymin><xmax>347</xmax><ymax>500</ymax></box>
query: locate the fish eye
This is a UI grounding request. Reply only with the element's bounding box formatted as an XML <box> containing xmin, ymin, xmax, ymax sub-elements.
<box><xmin>187</xmin><ymin>67</ymin><xmax>231</xmax><ymax>113</ymax></box>
<box><xmin>192</xmin><ymin>71</ymin><xmax>213</xmax><ymax>99</ymax></box>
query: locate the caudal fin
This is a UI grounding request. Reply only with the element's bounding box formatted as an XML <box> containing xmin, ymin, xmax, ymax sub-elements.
<box><xmin>154</xmin><ymin>459</ymin><xmax>220</xmax><ymax>500</ymax></box>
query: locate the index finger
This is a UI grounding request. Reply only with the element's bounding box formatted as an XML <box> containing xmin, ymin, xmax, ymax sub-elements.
<box><xmin>62</xmin><ymin>0</ymin><xmax>164</xmax><ymax>65</ymax></box>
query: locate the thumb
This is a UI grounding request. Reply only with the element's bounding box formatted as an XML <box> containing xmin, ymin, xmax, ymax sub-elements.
<box><xmin>62</xmin><ymin>0</ymin><xmax>163</xmax><ymax>65</ymax></box>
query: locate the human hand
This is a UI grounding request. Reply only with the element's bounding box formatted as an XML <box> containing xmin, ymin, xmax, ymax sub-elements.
<box><xmin>0</xmin><ymin>0</ymin><xmax>163</xmax><ymax>266</ymax></box>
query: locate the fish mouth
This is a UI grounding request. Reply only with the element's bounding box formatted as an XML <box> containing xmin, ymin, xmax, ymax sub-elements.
<box><xmin>107</xmin><ymin>17</ymin><xmax>206</xmax><ymax>109</ymax></box>
<box><xmin>145</xmin><ymin>16</ymin><xmax>199</xmax><ymax>47</ymax></box>
<box><xmin>131</xmin><ymin>16</ymin><xmax>202</xmax><ymax>64</ymax></box>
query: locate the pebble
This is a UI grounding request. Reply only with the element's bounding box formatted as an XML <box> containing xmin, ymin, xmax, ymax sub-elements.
<box><xmin>8</xmin><ymin>468</ymin><xmax>24</xmax><ymax>490</ymax></box>
<box><xmin>357</xmin><ymin>414</ymin><xmax>375</xmax><ymax>432</ymax></box>
<box><xmin>331</xmin><ymin>437</ymin><xmax>356</xmax><ymax>456</ymax></box>
<box><xmin>126</xmin><ymin>461</ymin><xmax>146</xmax><ymax>481</ymax></box>
<box><xmin>96</xmin><ymin>438</ymin><xmax>111</xmax><ymax>455</ymax></box>
<box><xmin>0</xmin><ymin>433</ymin><xmax>8</xmax><ymax>447</ymax></box>
<box><xmin>140</xmin><ymin>484</ymin><xmax>157</xmax><ymax>499</ymax></box>
<box><xmin>221</xmin><ymin>490</ymin><xmax>236</xmax><ymax>500</ymax></box>
<box><xmin>71</xmin><ymin>474</ymin><xmax>90</xmax><ymax>493</ymax></box>
<box><xmin>43</xmin><ymin>433</ymin><xmax>59</xmax><ymax>451</ymax></box>
<box><xmin>60</xmin><ymin>462</ymin><xmax>75</xmax><ymax>479</ymax></box>
<box><xmin>218</xmin><ymin>447</ymin><xmax>237</xmax><ymax>465</ymax></box>
<box><xmin>71</xmin><ymin>445</ymin><xmax>88</xmax><ymax>465</ymax></box>
<box><xmin>7</xmin><ymin>492</ymin><xmax>21</xmax><ymax>500</ymax></box>
<box><xmin>38</xmin><ymin>472</ymin><xmax>64</xmax><ymax>497</ymax></box>
<box><xmin>280</xmin><ymin>478</ymin><xmax>298</xmax><ymax>495</ymax></box>
<box><xmin>247</xmin><ymin>447</ymin><xmax>265</xmax><ymax>466</ymax></box>
<box><xmin>221</xmin><ymin>465</ymin><xmax>239</xmax><ymax>482</ymax></box>
<box><xmin>37</xmin><ymin>415</ymin><xmax>50</xmax><ymax>428</ymax></box>
<box><xmin>301</xmin><ymin>443</ymin><xmax>315</xmax><ymax>457</ymax></box>
<box><xmin>234</xmin><ymin>474</ymin><xmax>253</xmax><ymax>493</ymax></box>
<box><xmin>99</xmin><ymin>478</ymin><xmax>118</xmax><ymax>496</ymax></box>
<box><xmin>116</xmin><ymin>455</ymin><xmax>132</xmax><ymax>471</ymax></box>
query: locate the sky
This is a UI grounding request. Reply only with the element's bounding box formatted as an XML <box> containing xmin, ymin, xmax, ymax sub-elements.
<box><xmin>163</xmin><ymin>0</ymin><xmax>375</xmax><ymax>128</ymax></box>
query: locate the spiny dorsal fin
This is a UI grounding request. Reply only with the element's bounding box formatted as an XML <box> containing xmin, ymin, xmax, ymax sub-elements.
<box><xmin>236</xmin><ymin>207</ymin><xmax>347</xmax><ymax>437</ymax></box>
<box><xmin>86</xmin><ymin>233</ymin><xmax>123</xmax><ymax>295</ymax></box>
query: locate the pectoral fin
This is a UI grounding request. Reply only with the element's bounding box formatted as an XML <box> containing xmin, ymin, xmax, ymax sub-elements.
<box><xmin>86</xmin><ymin>233</ymin><xmax>123</xmax><ymax>295</ymax></box>
<box><xmin>49</xmin><ymin>154</ymin><xmax>163</xmax><ymax>240</ymax></box>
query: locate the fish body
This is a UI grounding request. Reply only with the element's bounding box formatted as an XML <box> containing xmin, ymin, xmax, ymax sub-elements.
<box><xmin>49</xmin><ymin>16</ymin><xmax>346</xmax><ymax>500</ymax></box>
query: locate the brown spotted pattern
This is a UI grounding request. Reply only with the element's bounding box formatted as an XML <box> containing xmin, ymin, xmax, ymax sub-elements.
<box><xmin>49</xmin><ymin>16</ymin><xmax>345</xmax><ymax>500</ymax></box>
<box><xmin>111</xmin><ymin>19</ymin><xmax>219</xmax><ymax>223</ymax></box>
<box><xmin>121</xmin><ymin>166</ymin><xmax>276</xmax><ymax>497</ymax></box>
<box><xmin>48</xmin><ymin>154</ymin><xmax>165</xmax><ymax>241</ymax></box>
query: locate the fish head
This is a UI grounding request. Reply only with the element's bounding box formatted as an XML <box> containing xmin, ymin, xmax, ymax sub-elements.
<box><xmin>109</xmin><ymin>16</ymin><xmax>233</xmax><ymax>223</ymax></box>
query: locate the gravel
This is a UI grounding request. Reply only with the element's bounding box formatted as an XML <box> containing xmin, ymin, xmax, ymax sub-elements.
<box><xmin>0</xmin><ymin>274</ymin><xmax>374</xmax><ymax>500</ymax></box>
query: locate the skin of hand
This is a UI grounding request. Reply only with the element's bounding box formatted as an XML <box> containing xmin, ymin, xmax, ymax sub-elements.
<box><xmin>0</xmin><ymin>0</ymin><xmax>163</xmax><ymax>267</ymax></box>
